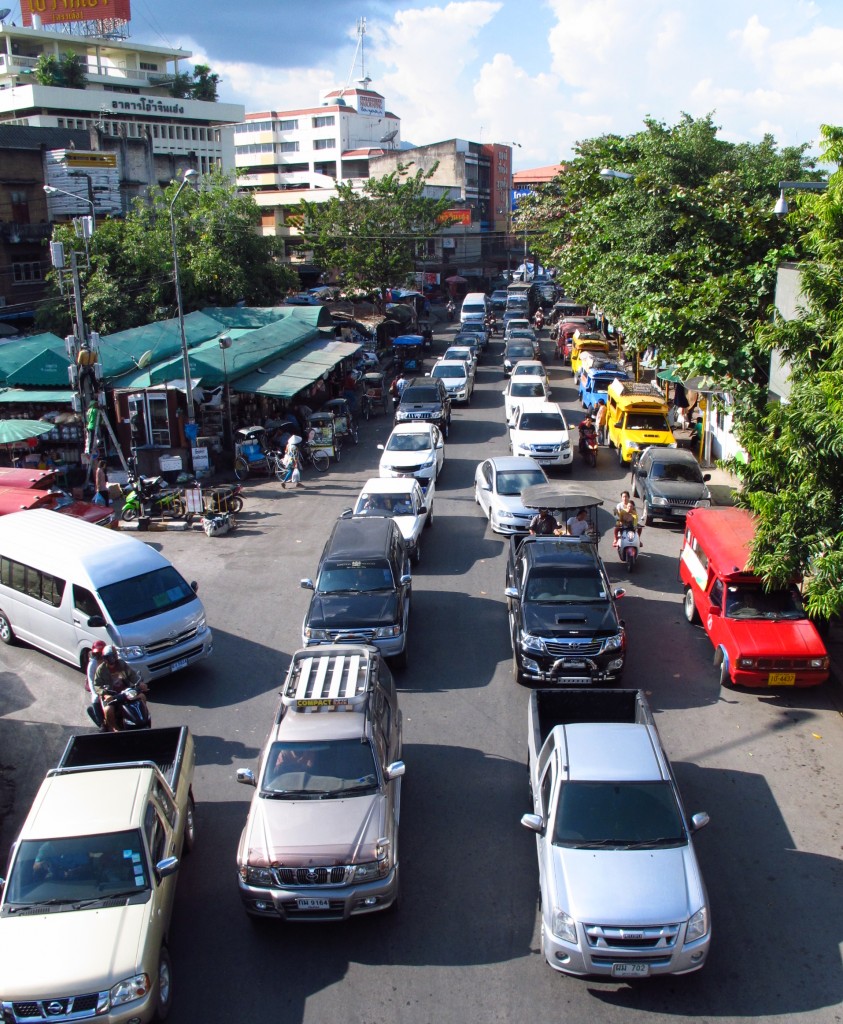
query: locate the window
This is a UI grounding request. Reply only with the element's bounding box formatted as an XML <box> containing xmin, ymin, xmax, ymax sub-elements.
<box><xmin>312</xmin><ymin>115</ymin><xmax>335</xmax><ymax>128</ymax></box>
<box><xmin>0</xmin><ymin>557</ymin><xmax>65</xmax><ymax>607</ymax></box>
<box><xmin>278</xmin><ymin>141</ymin><xmax>299</xmax><ymax>153</ymax></box>
<box><xmin>540</xmin><ymin>764</ymin><xmax>553</xmax><ymax>818</ymax></box>
<box><xmin>144</xmin><ymin>803</ymin><xmax>168</xmax><ymax>869</ymax></box>
<box><xmin>12</xmin><ymin>262</ymin><xmax>43</xmax><ymax>285</ymax></box>
<box><xmin>313</xmin><ymin>138</ymin><xmax>336</xmax><ymax>150</ymax></box>
<box><xmin>278</xmin><ymin>118</ymin><xmax>297</xmax><ymax>131</ymax></box>
<box><xmin>73</xmin><ymin>585</ymin><xmax>102</xmax><ymax>620</ymax></box>
<box><xmin>139</xmin><ymin>61</ymin><xmax>158</xmax><ymax>71</ymax></box>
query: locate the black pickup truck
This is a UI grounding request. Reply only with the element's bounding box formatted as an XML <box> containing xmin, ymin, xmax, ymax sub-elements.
<box><xmin>504</xmin><ymin>535</ymin><xmax>626</xmax><ymax>685</ymax></box>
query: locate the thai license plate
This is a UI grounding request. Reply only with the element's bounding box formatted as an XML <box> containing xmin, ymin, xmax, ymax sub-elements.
<box><xmin>170</xmin><ymin>658</ymin><xmax>189</xmax><ymax>672</ymax></box>
<box><xmin>296</xmin><ymin>898</ymin><xmax>330</xmax><ymax>910</ymax></box>
<box><xmin>768</xmin><ymin>672</ymin><xmax>796</xmax><ymax>686</ymax></box>
<box><xmin>611</xmin><ymin>963</ymin><xmax>650</xmax><ymax>978</ymax></box>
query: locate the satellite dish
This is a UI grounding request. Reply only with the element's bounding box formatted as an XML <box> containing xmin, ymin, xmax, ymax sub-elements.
<box><xmin>137</xmin><ymin>350</ymin><xmax>153</xmax><ymax>369</ymax></box>
<box><xmin>379</xmin><ymin>129</ymin><xmax>398</xmax><ymax>143</ymax></box>
<box><xmin>0</xmin><ymin>9</ymin><xmax>10</xmax><ymax>20</ymax></box>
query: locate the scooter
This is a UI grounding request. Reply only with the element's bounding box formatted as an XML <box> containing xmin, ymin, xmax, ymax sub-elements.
<box><xmin>579</xmin><ymin>428</ymin><xmax>598</xmax><ymax>467</ymax></box>
<box><xmin>87</xmin><ymin>685</ymin><xmax>151</xmax><ymax>731</ymax></box>
<box><xmin>120</xmin><ymin>475</ymin><xmax>187</xmax><ymax>522</ymax></box>
<box><xmin>617</xmin><ymin>526</ymin><xmax>640</xmax><ymax>572</ymax></box>
<box><xmin>446</xmin><ymin>301</ymin><xmax>456</xmax><ymax>322</ymax></box>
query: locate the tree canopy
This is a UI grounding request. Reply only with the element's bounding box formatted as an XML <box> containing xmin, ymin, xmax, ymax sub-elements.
<box><xmin>38</xmin><ymin>171</ymin><xmax>297</xmax><ymax>337</ymax></box>
<box><xmin>298</xmin><ymin>164</ymin><xmax>452</xmax><ymax>298</ymax></box>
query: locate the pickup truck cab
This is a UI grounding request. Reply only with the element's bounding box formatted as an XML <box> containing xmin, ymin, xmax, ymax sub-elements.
<box><xmin>522</xmin><ymin>689</ymin><xmax>710</xmax><ymax>977</ymax></box>
<box><xmin>430</xmin><ymin>358</ymin><xmax>474</xmax><ymax>404</ymax></box>
<box><xmin>509</xmin><ymin>401</ymin><xmax>573</xmax><ymax>469</ymax></box>
<box><xmin>0</xmin><ymin>727</ymin><xmax>195</xmax><ymax>1023</ymax></box>
<box><xmin>505</xmin><ymin>535</ymin><xmax>625</xmax><ymax>684</ymax></box>
<box><xmin>236</xmin><ymin>645</ymin><xmax>404</xmax><ymax>921</ymax></box>
<box><xmin>349</xmin><ymin>476</ymin><xmax>434</xmax><ymax>565</ymax></box>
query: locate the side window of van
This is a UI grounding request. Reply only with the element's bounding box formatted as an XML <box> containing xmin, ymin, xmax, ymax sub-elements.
<box><xmin>0</xmin><ymin>556</ymin><xmax>65</xmax><ymax>607</ymax></box>
<box><xmin>73</xmin><ymin>586</ymin><xmax>102</xmax><ymax>619</ymax></box>
<box><xmin>688</xmin><ymin>535</ymin><xmax>708</xmax><ymax>570</ymax></box>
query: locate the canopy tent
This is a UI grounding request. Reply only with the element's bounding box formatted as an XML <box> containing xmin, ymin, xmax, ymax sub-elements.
<box><xmin>6</xmin><ymin>348</ymin><xmax>72</xmax><ymax>387</ymax></box>
<box><xmin>202</xmin><ymin>305</ymin><xmax>334</xmax><ymax>331</ymax></box>
<box><xmin>0</xmin><ymin>332</ymin><xmax>66</xmax><ymax>384</ymax></box>
<box><xmin>101</xmin><ymin>312</ymin><xmax>224</xmax><ymax>382</ymax></box>
<box><xmin>234</xmin><ymin>339</ymin><xmax>362</xmax><ymax>399</ymax></box>
<box><xmin>0</xmin><ymin>388</ymin><xmax>74</xmax><ymax>404</ymax></box>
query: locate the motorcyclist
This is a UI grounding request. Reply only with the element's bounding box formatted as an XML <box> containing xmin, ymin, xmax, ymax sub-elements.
<box><xmin>534</xmin><ymin>309</ymin><xmax>545</xmax><ymax>332</ymax></box>
<box><xmin>446</xmin><ymin>299</ymin><xmax>456</xmax><ymax>321</ymax></box>
<box><xmin>614</xmin><ymin>491</ymin><xmax>643</xmax><ymax>547</ymax></box>
<box><xmin>92</xmin><ymin>645</ymin><xmax>148</xmax><ymax>732</ymax></box>
<box><xmin>86</xmin><ymin>639</ymin><xmax>107</xmax><ymax>708</ymax></box>
<box><xmin>578</xmin><ymin>414</ymin><xmax>597</xmax><ymax>456</ymax></box>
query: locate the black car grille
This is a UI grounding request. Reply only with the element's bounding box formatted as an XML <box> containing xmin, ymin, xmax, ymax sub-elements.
<box><xmin>276</xmin><ymin>866</ymin><xmax>348</xmax><ymax>885</ymax></box>
<box><xmin>755</xmin><ymin>657</ymin><xmax>818</xmax><ymax>671</ymax></box>
<box><xmin>664</xmin><ymin>496</ymin><xmax>699</xmax><ymax>508</ymax></box>
<box><xmin>585</xmin><ymin>923</ymin><xmax>680</xmax><ymax>950</ymax></box>
<box><xmin>10</xmin><ymin>992</ymin><xmax>100</xmax><ymax>1020</ymax></box>
<box><xmin>145</xmin><ymin>625</ymin><xmax>199</xmax><ymax>654</ymax></box>
<box><xmin>543</xmin><ymin>639</ymin><xmax>604</xmax><ymax>657</ymax></box>
<box><xmin>148</xmin><ymin>642</ymin><xmax>205</xmax><ymax>673</ymax></box>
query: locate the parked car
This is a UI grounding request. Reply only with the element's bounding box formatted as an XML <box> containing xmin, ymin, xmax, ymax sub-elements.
<box><xmin>632</xmin><ymin>447</ymin><xmax>711</xmax><ymax>526</ymax></box>
<box><xmin>474</xmin><ymin>456</ymin><xmax>549</xmax><ymax>534</ymax></box>
<box><xmin>393</xmin><ymin>378</ymin><xmax>452</xmax><ymax>438</ymax></box>
<box><xmin>509</xmin><ymin>401</ymin><xmax>573</xmax><ymax>469</ymax></box>
<box><xmin>377</xmin><ymin>421</ymin><xmax>445</xmax><ymax>484</ymax></box>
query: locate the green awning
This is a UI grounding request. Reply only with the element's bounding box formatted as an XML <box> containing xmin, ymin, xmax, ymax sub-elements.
<box><xmin>234</xmin><ymin>339</ymin><xmax>361</xmax><ymax>398</ymax></box>
<box><xmin>202</xmin><ymin>305</ymin><xmax>334</xmax><ymax>330</ymax></box>
<box><xmin>0</xmin><ymin>388</ymin><xmax>74</xmax><ymax>404</ymax></box>
<box><xmin>7</xmin><ymin>348</ymin><xmax>72</xmax><ymax>387</ymax></box>
<box><xmin>0</xmin><ymin>332</ymin><xmax>67</xmax><ymax>384</ymax></box>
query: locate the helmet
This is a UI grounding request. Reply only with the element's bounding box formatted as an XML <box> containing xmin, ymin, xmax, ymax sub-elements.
<box><xmin>91</xmin><ymin>640</ymin><xmax>106</xmax><ymax>656</ymax></box>
<box><xmin>103</xmin><ymin>645</ymin><xmax>116</xmax><ymax>660</ymax></box>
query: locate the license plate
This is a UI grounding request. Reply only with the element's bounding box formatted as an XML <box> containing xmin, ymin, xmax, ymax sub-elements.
<box><xmin>170</xmin><ymin>658</ymin><xmax>189</xmax><ymax>672</ymax></box>
<box><xmin>611</xmin><ymin>963</ymin><xmax>650</xmax><ymax>978</ymax></box>
<box><xmin>535</xmin><ymin>458</ymin><xmax>555</xmax><ymax>464</ymax></box>
<box><xmin>768</xmin><ymin>672</ymin><xmax>796</xmax><ymax>686</ymax></box>
<box><xmin>296</xmin><ymin>898</ymin><xmax>330</xmax><ymax>910</ymax></box>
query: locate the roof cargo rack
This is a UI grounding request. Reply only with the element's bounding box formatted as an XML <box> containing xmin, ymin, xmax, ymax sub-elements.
<box><xmin>280</xmin><ymin>646</ymin><xmax>376</xmax><ymax>711</ymax></box>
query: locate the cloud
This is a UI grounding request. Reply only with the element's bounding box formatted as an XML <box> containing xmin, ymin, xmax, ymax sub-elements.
<box><xmin>730</xmin><ymin>15</ymin><xmax>771</xmax><ymax>66</ymax></box>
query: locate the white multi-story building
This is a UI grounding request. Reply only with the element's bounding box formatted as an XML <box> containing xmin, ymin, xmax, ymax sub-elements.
<box><xmin>235</xmin><ymin>85</ymin><xmax>401</xmax><ymax>252</ymax></box>
<box><xmin>0</xmin><ymin>23</ymin><xmax>243</xmax><ymax>179</ymax></box>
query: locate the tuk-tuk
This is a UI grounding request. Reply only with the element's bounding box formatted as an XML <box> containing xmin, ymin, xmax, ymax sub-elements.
<box><xmin>360</xmin><ymin>371</ymin><xmax>390</xmax><ymax>419</ymax></box>
<box><xmin>307</xmin><ymin>410</ymin><xmax>341</xmax><ymax>462</ymax></box>
<box><xmin>393</xmin><ymin>334</ymin><xmax>424</xmax><ymax>374</ymax></box>
<box><xmin>234</xmin><ymin>426</ymin><xmax>271</xmax><ymax>480</ymax></box>
<box><xmin>323</xmin><ymin>397</ymin><xmax>359</xmax><ymax>446</ymax></box>
<box><xmin>520</xmin><ymin>484</ymin><xmax>604</xmax><ymax>542</ymax></box>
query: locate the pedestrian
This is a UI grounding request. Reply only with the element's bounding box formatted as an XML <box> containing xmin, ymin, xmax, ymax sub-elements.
<box><xmin>94</xmin><ymin>458</ymin><xmax>110</xmax><ymax>506</ymax></box>
<box><xmin>594</xmin><ymin>399</ymin><xmax>607</xmax><ymax>445</ymax></box>
<box><xmin>280</xmin><ymin>438</ymin><xmax>303</xmax><ymax>489</ymax></box>
<box><xmin>342</xmin><ymin>370</ymin><xmax>358</xmax><ymax>413</ymax></box>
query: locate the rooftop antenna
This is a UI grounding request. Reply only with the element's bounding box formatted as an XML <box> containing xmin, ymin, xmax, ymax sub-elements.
<box><xmin>344</xmin><ymin>17</ymin><xmax>370</xmax><ymax>91</ymax></box>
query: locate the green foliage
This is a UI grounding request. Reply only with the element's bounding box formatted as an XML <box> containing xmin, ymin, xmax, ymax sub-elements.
<box><xmin>34</xmin><ymin>52</ymin><xmax>87</xmax><ymax>89</ymax></box>
<box><xmin>167</xmin><ymin>72</ymin><xmax>193</xmax><ymax>99</ymax></box>
<box><xmin>298</xmin><ymin>164</ymin><xmax>452</xmax><ymax>297</ymax></box>
<box><xmin>37</xmin><ymin>171</ymin><xmax>298</xmax><ymax>337</ymax></box>
<box><xmin>191</xmin><ymin>64</ymin><xmax>220</xmax><ymax>102</ymax></box>
<box><xmin>734</xmin><ymin>124</ymin><xmax>843</xmax><ymax>619</ymax></box>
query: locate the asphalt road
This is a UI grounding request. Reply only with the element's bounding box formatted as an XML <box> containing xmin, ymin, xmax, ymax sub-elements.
<box><xmin>1</xmin><ymin>325</ymin><xmax>842</xmax><ymax>1024</ymax></box>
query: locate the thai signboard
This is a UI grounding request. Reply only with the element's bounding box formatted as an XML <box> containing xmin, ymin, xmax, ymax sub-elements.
<box><xmin>23</xmin><ymin>0</ymin><xmax>131</xmax><ymax>27</ymax></box>
<box><xmin>357</xmin><ymin>93</ymin><xmax>385</xmax><ymax>117</ymax></box>
<box><xmin>437</xmin><ymin>209</ymin><xmax>471</xmax><ymax>226</ymax></box>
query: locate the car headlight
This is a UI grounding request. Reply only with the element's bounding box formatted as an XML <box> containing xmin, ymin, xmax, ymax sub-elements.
<box><xmin>375</xmin><ymin>624</ymin><xmax>401</xmax><ymax>638</ymax></box>
<box><xmin>624</xmin><ymin>440</ymin><xmax>640</xmax><ymax>451</ymax></box>
<box><xmin>304</xmin><ymin>627</ymin><xmax>328</xmax><ymax>640</ymax></box>
<box><xmin>668</xmin><ymin>442</ymin><xmax>678</xmax><ymax>448</ymax></box>
<box><xmin>243</xmin><ymin>865</ymin><xmax>275</xmax><ymax>886</ymax></box>
<box><xmin>561</xmin><ymin>440</ymin><xmax>571</xmax><ymax>451</ymax></box>
<box><xmin>421</xmin><ymin>452</ymin><xmax>435</xmax><ymax>466</ymax></box>
<box><xmin>696</xmin><ymin>498</ymin><xmax>711</xmax><ymax>508</ymax></box>
<box><xmin>521</xmin><ymin>632</ymin><xmax>544</xmax><ymax>654</ymax></box>
<box><xmin>352</xmin><ymin>859</ymin><xmax>389</xmax><ymax>881</ymax></box>
<box><xmin>651</xmin><ymin>496</ymin><xmax>669</xmax><ymax>507</ymax></box>
<box><xmin>516</xmin><ymin>442</ymin><xmax>532</xmax><ymax>453</ymax></box>
<box><xmin>110</xmin><ymin>973</ymin><xmax>151</xmax><ymax>1008</ymax></box>
<box><xmin>686</xmin><ymin>906</ymin><xmax>709</xmax><ymax>942</ymax></box>
<box><xmin>116</xmin><ymin>645</ymin><xmax>145</xmax><ymax>659</ymax></box>
<box><xmin>737</xmin><ymin>656</ymin><xmax>756</xmax><ymax>669</ymax></box>
<box><xmin>551</xmin><ymin>909</ymin><xmax>578</xmax><ymax>944</ymax></box>
<box><xmin>602</xmin><ymin>632</ymin><xmax>625</xmax><ymax>653</ymax></box>
<box><xmin>497</xmin><ymin>509</ymin><xmax>515</xmax><ymax>520</ymax></box>
<box><xmin>810</xmin><ymin>656</ymin><xmax>830</xmax><ymax>669</ymax></box>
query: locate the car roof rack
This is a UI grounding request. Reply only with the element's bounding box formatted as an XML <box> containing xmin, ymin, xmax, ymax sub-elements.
<box><xmin>280</xmin><ymin>646</ymin><xmax>376</xmax><ymax>712</ymax></box>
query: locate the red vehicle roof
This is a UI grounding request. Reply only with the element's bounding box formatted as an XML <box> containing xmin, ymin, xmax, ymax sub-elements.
<box><xmin>685</xmin><ymin>507</ymin><xmax>756</xmax><ymax>578</ymax></box>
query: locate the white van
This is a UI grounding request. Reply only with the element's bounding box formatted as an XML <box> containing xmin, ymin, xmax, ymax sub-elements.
<box><xmin>460</xmin><ymin>291</ymin><xmax>490</xmax><ymax>326</ymax></box>
<box><xmin>0</xmin><ymin>510</ymin><xmax>213</xmax><ymax>681</ymax></box>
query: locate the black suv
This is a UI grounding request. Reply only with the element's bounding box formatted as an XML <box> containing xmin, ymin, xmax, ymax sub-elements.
<box><xmin>503</xmin><ymin>339</ymin><xmax>537</xmax><ymax>376</ymax></box>
<box><xmin>504</xmin><ymin>535</ymin><xmax>626</xmax><ymax>685</ymax></box>
<box><xmin>301</xmin><ymin>516</ymin><xmax>412</xmax><ymax>667</ymax></box>
<box><xmin>632</xmin><ymin>447</ymin><xmax>711</xmax><ymax>526</ymax></box>
<box><xmin>394</xmin><ymin>377</ymin><xmax>452</xmax><ymax>438</ymax></box>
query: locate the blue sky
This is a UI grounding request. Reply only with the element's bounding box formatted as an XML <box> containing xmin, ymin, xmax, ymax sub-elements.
<box><xmin>18</xmin><ymin>0</ymin><xmax>843</xmax><ymax>168</ymax></box>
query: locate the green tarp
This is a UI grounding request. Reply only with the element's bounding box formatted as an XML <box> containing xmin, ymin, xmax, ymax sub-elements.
<box><xmin>202</xmin><ymin>305</ymin><xmax>334</xmax><ymax>331</ymax></box>
<box><xmin>0</xmin><ymin>333</ymin><xmax>66</xmax><ymax>383</ymax></box>
<box><xmin>0</xmin><ymin>388</ymin><xmax>74</xmax><ymax>404</ymax></box>
<box><xmin>102</xmin><ymin>312</ymin><xmax>224</xmax><ymax>381</ymax></box>
<box><xmin>7</xmin><ymin>348</ymin><xmax>72</xmax><ymax>387</ymax></box>
<box><xmin>234</xmin><ymin>339</ymin><xmax>362</xmax><ymax>399</ymax></box>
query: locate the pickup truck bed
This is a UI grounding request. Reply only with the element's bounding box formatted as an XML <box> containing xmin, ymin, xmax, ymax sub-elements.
<box><xmin>533</xmin><ymin>688</ymin><xmax>652</xmax><ymax>746</ymax></box>
<box><xmin>55</xmin><ymin>726</ymin><xmax>189</xmax><ymax>790</ymax></box>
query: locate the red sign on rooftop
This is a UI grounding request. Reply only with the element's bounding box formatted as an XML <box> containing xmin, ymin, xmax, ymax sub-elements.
<box><xmin>23</xmin><ymin>0</ymin><xmax>131</xmax><ymax>28</ymax></box>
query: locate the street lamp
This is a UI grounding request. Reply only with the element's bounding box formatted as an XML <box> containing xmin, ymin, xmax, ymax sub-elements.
<box><xmin>218</xmin><ymin>332</ymin><xmax>233</xmax><ymax>446</ymax></box>
<box><xmin>599</xmin><ymin>168</ymin><xmax>634</xmax><ymax>181</ymax></box>
<box><xmin>773</xmin><ymin>179</ymin><xmax>827</xmax><ymax>218</ymax></box>
<box><xmin>43</xmin><ymin>183</ymin><xmax>96</xmax><ymax>234</ymax></box>
<box><xmin>169</xmin><ymin>168</ymin><xmax>199</xmax><ymax>460</ymax></box>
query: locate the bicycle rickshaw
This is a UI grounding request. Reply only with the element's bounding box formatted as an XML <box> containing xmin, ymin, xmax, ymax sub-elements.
<box><xmin>306</xmin><ymin>409</ymin><xmax>341</xmax><ymax>463</ymax></box>
<box><xmin>323</xmin><ymin>397</ymin><xmax>359</xmax><ymax>446</ymax></box>
<box><xmin>361</xmin><ymin>371</ymin><xmax>390</xmax><ymax>420</ymax></box>
<box><xmin>234</xmin><ymin>426</ymin><xmax>273</xmax><ymax>481</ymax></box>
<box><xmin>393</xmin><ymin>334</ymin><xmax>425</xmax><ymax>375</ymax></box>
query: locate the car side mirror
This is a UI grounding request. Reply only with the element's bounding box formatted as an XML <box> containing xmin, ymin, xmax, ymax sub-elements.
<box><xmin>613</xmin><ymin>588</ymin><xmax>626</xmax><ymax>599</ymax></box>
<box><xmin>190</xmin><ymin>581</ymin><xmax>199</xmax><ymax>593</ymax></box>
<box><xmin>400</xmin><ymin>574</ymin><xmax>412</xmax><ymax>586</ymax></box>
<box><xmin>520</xmin><ymin>813</ymin><xmax>544</xmax><ymax>835</ymax></box>
<box><xmin>703</xmin><ymin>473</ymin><xmax>711</xmax><ymax>482</ymax></box>
<box><xmin>709</xmin><ymin>604</ymin><xmax>721</xmax><ymax>617</ymax></box>
<box><xmin>504</xmin><ymin>586</ymin><xmax>518</xmax><ymax>600</ymax></box>
<box><xmin>87</xmin><ymin>615</ymin><xmax>105</xmax><ymax>628</ymax></box>
<box><xmin>419</xmin><ymin>505</ymin><xmax>427</xmax><ymax>515</ymax></box>
<box><xmin>237</xmin><ymin>768</ymin><xmax>257</xmax><ymax>788</ymax></box>
<box><xmin>300</xmin><ymin>578</ymin><xmax>314</xmax><ymax>590</ymax></box>
<box><xmin>690</xmin><ymin>811</ymin><xmax>710</xmax><ymax>833</ymax></box>
<box><xmin>155</xmin><ymin>856</ymin><xmax>179</xmax><ymax>881</ymax></box>
<box><xmin>385</xmin><ymin>761</ymin><xmax>405</xmax><ymax>780</ymax></box>
<box><xmin>340</xmin><ymin>508</ymin><xmax>353</xmax><ymax>519</ymax></box>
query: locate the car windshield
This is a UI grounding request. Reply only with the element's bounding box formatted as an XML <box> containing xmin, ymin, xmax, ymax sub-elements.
<box><xmin>433</xmin><ymin>365</ymin><xmax>466</xmax><ymax>379</ymax></box>
<box><xmin>725</xmin><ymin>584</ymin><xmax>805</xmax><ymax>620</ymax></box>
<box><xmin>386</xmin><ymin>432</ymin><xmax>430</xmax><ymax>452</ymax></box>
<box><xmin>98</xmin><ymin>567</ymin><xmax>196</xmax><ymax>625</ymax></box>
<box><xmin>4</xmin><ymin>830</ymin><xmax>150</xmax><ymax>907</ymax></box>
<box><xmin>513</xmin><ymin>365</ymin><xmax>542</xmax><ymax>377</ymax></box>
<box><xmin>627</xmin><ymin>414</ymin><xmax>670</xmax><ymax>431</ymax></box>
<box><xmin>495</xmin><ymin>469</ymin><xmax>547</xmax><ymax>496</ymax></box>
<box><xmin>519</xmin><ymin>413</ymin><xmax>565</xmax><ymax>431</ymax></box>
<box><xmin>317</xmin><ymin>560</ymin><xmax>395</xmax><ymax>593</ymax></box>
<box><xmin>553</xmin><ymin>781</ymin><xmax>686</xmax><ymax>848</ymax></box>
<box><xmin>355</xmin><ymin>493</ymin><xmax>414</xmax><ymax>516</ymax></box>
<box><xmin>401</xmin><ymin>387</ymin><xmax>440</xmax><ymax>404</ymax></box>
<box><xmin>445</xmin><ymin>349</ymin><xmax>472</xmax><ymax>361</ymax></box>
<box><xmin>650</xmin><ymin>462</ymin><xmax>703</xmax><ymax>483</ymax></box>
<box><xmin>525</xmin><ymin>568</ymin><xmax>605</xmax><ymax>603</ymax></box>
<box><xmin>507</xmin><ymin>345</ymin><xmax>534</xmax><ymax>360</ymax></box>
<box><xmin>261</xmin><ymin>739</ymin><xmax>379</xmax><ymax>798</ymax></box>
<box><xmin>511</xmin><ymin>382</ymin><xmax>545</xmax><ymax>398</ymax></box>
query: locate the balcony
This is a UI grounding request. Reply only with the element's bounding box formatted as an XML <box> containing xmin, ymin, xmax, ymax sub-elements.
<box><xmin>0</xmin><ymin>222</ymin><xmax>53</xmax><ymax>243</ymax></box>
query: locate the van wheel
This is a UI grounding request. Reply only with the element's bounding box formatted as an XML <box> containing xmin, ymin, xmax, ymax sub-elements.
<box><xmin>153</xmin><ymin>947</ymin><xmax>173</xmax><ymax>1022</ymax></box>
<box><xmin>0</xmin><ymin>611</ymin><xmax>14</xmax><ymax>645</ymax></box>
<box><xmin>683</xmin><ymin>587</ymin><xmax>699</xmax><ymax>624</ymax></box>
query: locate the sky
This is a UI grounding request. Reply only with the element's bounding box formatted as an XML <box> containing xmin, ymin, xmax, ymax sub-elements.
<box><xmin>15</xmin><ymin>0</ymin><xmax>843</xmax><ymax>168</ymax></box>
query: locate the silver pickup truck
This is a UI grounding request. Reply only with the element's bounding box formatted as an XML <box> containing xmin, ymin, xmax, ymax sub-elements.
<box><xmin>0</xmin><ymin>727</ymin><xmax>195</xmax><ymax>1024</ymax></box>
<box><xmin>522</xmin><ymin>689</ymin><xmax>710</xmax><ymax>978</ymax></box>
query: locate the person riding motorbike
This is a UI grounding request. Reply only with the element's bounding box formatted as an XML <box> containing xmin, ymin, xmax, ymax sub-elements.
<box><xmin>446</xmin><ymin>299</ymin><xmax>456</xmax><ymax>321</ymax></box>
<box><xmin>86</xmin><ymin>639</ymin><xmax>107</xmax><ymax>707</ymax></box>
<box><xmin>534</xmin><ymin>309</ymin><xmax>545</xmax><ymax>332</ymax></box>
<box><xmin>578</xmin><ymin>414</ymin><xmax>597</xmax><ymax>456</ymax></box>
<box><xmin>92</xmin><ymin>645</ymin><xmax>148</xmax><ymax>731</ymax></box>
<box><xmin>614</xmin><ymin>491</ymin><xmax>643</xmax><ymax>547</ymax></box>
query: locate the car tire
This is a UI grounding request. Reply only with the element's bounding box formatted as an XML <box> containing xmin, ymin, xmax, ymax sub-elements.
<box><xmin>412</xmin><ymin>540</ymin><xmax>421</xmax><ymax>566</ymax></box>
<box><xmin>512</xmin><ymin>648</ymin><xmax>527</xmax><ymax>686</ymax></box>
<box><xmin>0</xmin><ymin>610</ymin><xmax>14</xmax><ymax>645</ymax></box>
<box><xmin>618</xmin><ymin>445</ymin><xmax>626</xmax><ymax>467</ymax></box>
<box><xmin>716</xmin><ymin>650</ymin><xmax>732</xmax><ymax>688</ymax></box>
<box><xmin>152</xmin><ymin>947</ymin><xmax>173</xmax><ymax>1022</ymax></box>
<box><xmin>425</xmin><ymin>504</ymin><xmax>433</xmax><ymax>528</ymax></box>
<box><xmin>683</xmin><ymin>587</ymin><xmax>700</xmax><ymax>624</ymax></box>
<box><xmin>442</xmin><ymin>419</ymin><xmax>449</xmax><ymax>439</ymax></box>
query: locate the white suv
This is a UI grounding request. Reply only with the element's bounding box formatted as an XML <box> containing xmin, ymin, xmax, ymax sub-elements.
<box><xmin>431</xmin><ymin>359</ymin><xmax>473</xmax><ymax>404</ymax></box>
<box><xmin>509</xmin><ymin>401</ymin><xmax>573</xmax><ymax>469</ymax></box>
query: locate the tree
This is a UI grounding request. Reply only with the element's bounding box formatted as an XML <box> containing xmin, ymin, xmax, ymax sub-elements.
<box><xmin>168</xmin><ymin>72</ymin><xmax>193</xmax><ymax>99</ymax></box>
<box><xmin>37</xmin><ymin>171</ymin><xmax>298</xmax><ymax>337</ymax></box>
<box><xmin>34</xmin><ymin>53</ymin><xmax>62</xmax><ymax>86</ymax></box>
<box><xmin>191</xmin><ymin>65</ymin><xmax>220</xmax><ymax>102</ymax></box>
<box><xmin>298</xmin><ymin>164</ymin><xmax>452</xmax><ymax>299</ymax></box>
<box><xmin>60</xmin><ymin>52</ymin><xmax>88</xmax><ymax>89</ymax></box>
<box><xmin>732</xmin><ymin>124</ymin><xmax>843</xmax><ymax>619</ymax></box>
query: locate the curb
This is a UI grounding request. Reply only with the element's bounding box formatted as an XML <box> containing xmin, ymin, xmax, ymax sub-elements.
<box><xmin>119</xmin><ymin>519</ymin><xmax>190</xmax><ymax>532</ymax></box>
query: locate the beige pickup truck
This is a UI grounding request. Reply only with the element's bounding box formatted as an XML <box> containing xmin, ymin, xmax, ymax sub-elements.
<box><xmin>0</xmin><ymin>727</ymin><xmax>195</xmax><ymax>1024</ymax></box>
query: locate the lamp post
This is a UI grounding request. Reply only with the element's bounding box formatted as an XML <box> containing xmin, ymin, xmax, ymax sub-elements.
<box><xmin>169</xmin><ymin>168</ymin><xmax>199</xmax><ymax>461</ymax></box>
<box><xmin>599</xmin><ymin>167</ymin><xmax>634</xmax><ymax>181</ymax></box>
<box><xmin>43</xmin><ymin>183</ymin><xmax>96</xmax><ymax>233</ymax></box>
<box><xmin>218</xmin><ymin>332</ymin><xmax>233</xmax><ymax>447</ymax></box>
<box><xmin>773</xmin><ymin>179</ymin><xmax>827</xmax><ymax>217</ymax></box>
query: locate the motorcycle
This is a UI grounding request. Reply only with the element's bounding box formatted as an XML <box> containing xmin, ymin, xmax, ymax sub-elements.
<box><xmin>87</xmin><ymin>685</ymin><xmax>151</xmax><ymax>731</ymax></box>
<box><xmin>617</xmin><ymin>525</ymin><xmax>641</xmax><ymax>572</ymax></box>
<box><xmin>578</xmin><ymin>427</ymin><xmax>598</xmax><ymax>467</ymax></box>
<box><xmin>120</xmin><ymin>475</ymin><xmax>188</xmax><ymax>522</ymax></box>
<box><xmin>446</xmin><ymin>300</ymin><xmax>456</xmax><ymax>322</ymax></box>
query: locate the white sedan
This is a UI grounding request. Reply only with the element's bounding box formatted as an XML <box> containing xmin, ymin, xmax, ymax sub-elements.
<box><xmin>511</xmin><ymin>359</ymin><xmax>550</xmax><ymax>389</ymax></box>
<box><xmin>502</xmin><ymin>377</ymin><xmax>552</xmax><ymax>424</ymax></box>
<box><xmin>377</xmin><ymin>421</ymin><xmax>445</xmax><ymax>484</ymax></box>
<box><xmin>474</xmin><ymin>456</ymin><xmax>549</xmax><ymax>534</ymax></box>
